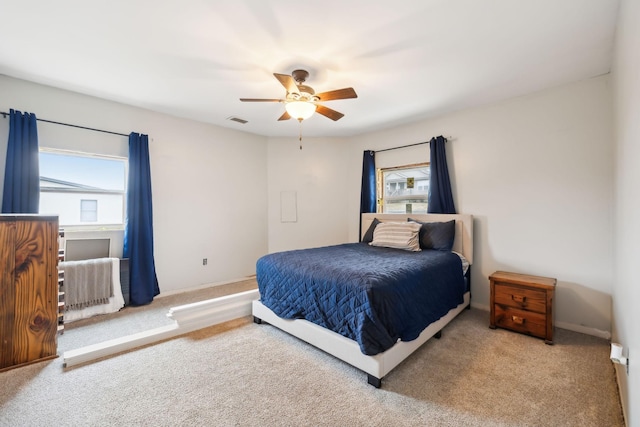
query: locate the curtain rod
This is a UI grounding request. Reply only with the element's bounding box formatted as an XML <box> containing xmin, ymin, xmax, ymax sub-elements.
<box><xmin>375</xmin><ymin>135</ymin><xmax>453</xmax><ymax>153</ymax></box>
<box><xmin>1</xmin><ymin>111</ymin><xmax>129</xmax><ymax>137</ymax></box>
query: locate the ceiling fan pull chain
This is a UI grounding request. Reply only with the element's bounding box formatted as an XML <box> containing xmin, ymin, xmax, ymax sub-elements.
<box><xmin>299</xmin><ymin>119</ymin><xmax>303</xmax><ymax>150</ymax></box>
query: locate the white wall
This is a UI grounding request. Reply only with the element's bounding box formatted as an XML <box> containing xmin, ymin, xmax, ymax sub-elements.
<box><xmin>266</xmin><ymin>136</ymin><xmax>349</xmax><ymax>253</ymax></box>
<box><xmin>1</xmin><ymin>67</ymin><xmax>619</xmax><ymax>350</ymax></box>
<box><xmin>263</xmin><ymin>75</ymin><xmax>614</xmax><ymax>339</ymax></box>
<box><xmin>3</xmin><ymin>71</ymin><xmax>615</xmax><ymax>337</ymax></box>
<box><xmin>612</xmin><ymin>0</ymin><xmax>640</xmax><ymax>423</ymax></box>
<box><xmin>0</xmin><ymin>75</ymin><xmax>268</xmax><ymax>295</ymax></box>
<box><xmin>345</xmin><ymin>75</ymin><xmax>614</xmax><ymax>336</ymax></box>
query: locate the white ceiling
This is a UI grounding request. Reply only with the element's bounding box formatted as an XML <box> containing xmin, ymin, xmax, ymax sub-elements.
<box><xmin>0</xmin><ymin>0</ymin><xmax>620</xmax><ymax>138</ymax></box>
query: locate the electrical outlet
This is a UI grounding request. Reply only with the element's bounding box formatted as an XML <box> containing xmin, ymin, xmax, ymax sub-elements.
<box><xmin>203</xmin><ymin>258</ymin><xmax>207</xmax><ymax>266</ymax></box>
<box><xmin>627</xmin><ymin>349</ymin><xmax>630</xmax><ymax>375</ymax></box>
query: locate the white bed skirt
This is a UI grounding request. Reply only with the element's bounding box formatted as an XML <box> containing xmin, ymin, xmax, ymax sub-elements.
<box><xmin>63</xmin><ymin>258</ymin><xmax>125</xmax><ymax>323</ymax></box>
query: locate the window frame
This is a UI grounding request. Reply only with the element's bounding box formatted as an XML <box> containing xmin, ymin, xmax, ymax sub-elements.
<box><xmin>377</xmin><ymin>162</ymin><xmax>430</xmax><ymax>214</ymax></box>
<box><xmin>38</xmin><ymin>148</ymin><xmax>128</xmax><ymax>230</ymax></box>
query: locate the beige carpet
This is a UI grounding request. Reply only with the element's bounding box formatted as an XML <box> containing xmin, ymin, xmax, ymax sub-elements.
<box><xmin>0</xmin><ymin>280</ymin><xmax>624</xmax><ymax>426</ymax></box>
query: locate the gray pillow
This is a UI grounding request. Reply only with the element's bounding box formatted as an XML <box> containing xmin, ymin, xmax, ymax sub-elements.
<box><xmin>408</xmin><ymin>219</ymin><xmax>455</xmax><ymax>251</ymax></box>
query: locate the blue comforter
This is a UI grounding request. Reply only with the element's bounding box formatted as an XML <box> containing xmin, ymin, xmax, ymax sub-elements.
<box><xmin>256</xmin><ymin>243</ymin><xmax>465</xmax><ymax>355</ymax></box>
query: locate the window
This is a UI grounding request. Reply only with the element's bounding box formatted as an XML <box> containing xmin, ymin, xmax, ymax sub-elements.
<box><xmin>378</xmin><ymin>163</ymin><xmax>430</xmax><ymax>214</ymax></box>
<box><xmin>80</xmin><ymin>199</ymin><xmax>98</xmax><ymax>222</ymax></box>
<box><xmin>39</xmin><ymin>149</ymin><xmax>127</xmax><ymax>227</ymax></box>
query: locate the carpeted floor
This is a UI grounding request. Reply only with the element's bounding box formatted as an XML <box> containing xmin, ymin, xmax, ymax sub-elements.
<box><xmin>0</xmin><ymin>280</ymin><xmax>625</xmax><ymax>426</ymax></box>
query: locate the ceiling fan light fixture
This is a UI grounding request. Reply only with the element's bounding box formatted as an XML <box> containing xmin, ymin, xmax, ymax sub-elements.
<box><xmin>285</xmin><ymin>101</ymin><xmax>316</xmax><ymax>121</ymax></box>
<box><xmin>240</xmin><ymin>69</ymin><xmax>356</xmax><ymax>122</ymax></box>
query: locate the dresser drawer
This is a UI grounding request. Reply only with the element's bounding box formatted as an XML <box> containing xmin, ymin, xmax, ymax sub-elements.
<box><xmin>494</xmin><ymin>305</ymin><xmax>547</xmax><ymax>339</ymax></box>
<box><xmin>494</xmin><ymin>282</ymin><xmax>547</xmax><ymax>313</ymax></box>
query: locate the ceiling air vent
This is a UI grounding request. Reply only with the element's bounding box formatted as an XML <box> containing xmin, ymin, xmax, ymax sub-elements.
<box><xmin>227</xmin><ymin>116</ymin><xmax>248</xmax><ymax>124</ymax></box>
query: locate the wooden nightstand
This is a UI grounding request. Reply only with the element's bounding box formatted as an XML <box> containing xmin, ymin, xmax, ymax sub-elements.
<box><xmin>489</xmin><ymin>271</ymin><xmax>556</xmax><ymax>344</ymax></box>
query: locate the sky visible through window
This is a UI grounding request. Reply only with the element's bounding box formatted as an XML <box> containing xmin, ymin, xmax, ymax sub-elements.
<box><xmin>39</xmin><ymin>151</ymin><xmax>126</xmax><ymax>190</ymax></box>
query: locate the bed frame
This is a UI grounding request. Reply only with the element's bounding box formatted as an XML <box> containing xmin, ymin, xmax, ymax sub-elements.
<box><xmin>252</xmin><ymin>213</ymin><xmax>474</xmax><ymax>387</ymax></box>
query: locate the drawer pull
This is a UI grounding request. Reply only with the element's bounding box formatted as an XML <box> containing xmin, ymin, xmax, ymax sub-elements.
<box><xmin>512</xmin><ymin>316</ymin><xmax>525</xmax><ymax>325</ymax></box>
<box><xmin>512</xmin><ymin>295</ymin><xmax>526</xmax><ymax>304</ymax></box>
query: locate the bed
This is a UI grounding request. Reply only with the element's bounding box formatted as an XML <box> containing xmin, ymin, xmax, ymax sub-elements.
<box><xmin>252</xmin><ymin>213</ymin><xmax>473</xmax><ymax>387</ymax></box>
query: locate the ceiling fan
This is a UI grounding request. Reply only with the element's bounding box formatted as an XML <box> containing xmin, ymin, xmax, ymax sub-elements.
<box><xmin>240</xmin><ymin>69</ymin><xmax>357</xmax><ymax>122</ymax></box>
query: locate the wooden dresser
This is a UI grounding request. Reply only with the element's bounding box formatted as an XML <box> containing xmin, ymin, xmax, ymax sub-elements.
<box><xmin>0</xmin><ymin>215</ymin><xmax>60</xmax><ymax>371</ymax></box>
<box><xmin>489</xmin><ymin>271</ymin><xmax>556</xmax><ymax>344</ymax></box>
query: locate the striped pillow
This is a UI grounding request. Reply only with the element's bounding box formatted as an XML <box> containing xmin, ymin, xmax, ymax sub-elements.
<box><xmin>369</xmin><ymin>221</ymin><xmax>422</xmax><ymax>251</ymax></box>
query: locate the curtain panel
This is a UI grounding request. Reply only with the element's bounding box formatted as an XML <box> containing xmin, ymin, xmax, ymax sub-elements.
<box><xmin>124</xmin><ymin>132</ymin><xmax>160</xmax><ymax>305</ymax></box>
<box><xmin>2</xmin><ymin>109</ymin><xmax>40</xmax><ymax>213</ymax></box>
<box><xmin>427</xmin><ymin>136</ymin><xmax>456</xmax><ymax>214</ymax></box>
<box><xmin>360</xmin><ymin>150</ymin><xmax>376</xmax><ymax>214</ymax></box>
<box><xmin>359</xmin><ymin>150</ymin><xmax>376</xmax><ymax>241</ymax></box>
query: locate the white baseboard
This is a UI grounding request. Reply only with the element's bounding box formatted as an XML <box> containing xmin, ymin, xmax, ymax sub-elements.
<box><xmin>555</xmin><ymin>321</ymin><xmax>611</xmax><ymax>340</ymax></box>
<box><xmin>63</xmin><ymin>288</ymin><xmax>611</xmax><ymax>369</ymax></box>
<box><xmin>63</xmin><ymin>289</ymin><xmax>260</xmax><ymax>368</ymax></box>
<box><xmin>156</xmin><ymin>275</ymin><xmax>256</xmax><ymax>298</ymax></box>
<box><xmin>470</xmin><ymin>302</ymin><xmax>490</xmax><ymax>312</ymax></box>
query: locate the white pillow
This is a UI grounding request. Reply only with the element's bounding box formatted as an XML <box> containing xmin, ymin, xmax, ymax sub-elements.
<box><xmin>369</xmin><ymin>221</ymin><xmax>422</xmax><ymax>252</ymax></box>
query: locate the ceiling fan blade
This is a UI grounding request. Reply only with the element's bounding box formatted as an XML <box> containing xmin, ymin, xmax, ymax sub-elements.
<box><xmin>315</xmin><ymin>87</ymin><xmax>358</xmax><ymax>101</ymax></box>
<box><xmin>316</xmin><ymin>105</ymin><xmax>345</xmax><ymax>121</ymax></box>
<box><xmin>273</xmin><ymin>73</ymin><xmax>300</xmax><ymax>95</ymax></box>
<box><xmin>277</xmin><ymin>111</ymin><xmax>291</xmax><ymax>121</ymax></box>
<box><xmin>240</xmin><ymin>98</ymin><xmax>282</xmax><ymax>102</ymax></box>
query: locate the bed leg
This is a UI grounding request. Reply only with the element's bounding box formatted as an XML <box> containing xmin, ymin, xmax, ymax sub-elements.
<box><xmin>434</xmin><ymin>331</ymin><xmax>442</xmax><ymax>339</ymax></box>
<box><xmin>367</xmin><ymin>374</ymin><xmax>382</xmax><ymax>388</ymax></box>
<box><xmin>253</xmin><ymin>316</ymin><xmax>263</xmax><ymax>324</ymax></box>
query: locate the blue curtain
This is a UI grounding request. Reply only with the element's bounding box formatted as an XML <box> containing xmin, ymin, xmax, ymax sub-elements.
<box><xmin>359</xmin><ymin>150</ymin><xmax>376</xmax><ymax>241</ymax></box>
<box><xmin>124</xmin><ymin>132</ymin><xmax>160</xmax><ymax>305</ymax></box>
<box><xmin>428</xmin><ymin>136</ymin><xmax>456</xmax><ymax>214</ymax></box>
<box><xmin>360</xmin><ymin>150</ymin><xmax>376</xmax><ymax>213</ymax></box>
<box><xmin>2</xmin><ymin>109</ymin><xmax>40</xmax><ymax>213</ymax></box>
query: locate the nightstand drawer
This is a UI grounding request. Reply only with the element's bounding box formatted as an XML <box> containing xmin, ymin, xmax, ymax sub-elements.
<box><xmin>494</xmin><ymin>282</ymin><xmax>547</xmax><ymax>313</ymax></box>
<box><xmin>494</xmin><ymin>305</ymin><xmax>546</xmax><ymax>339</ymax></box>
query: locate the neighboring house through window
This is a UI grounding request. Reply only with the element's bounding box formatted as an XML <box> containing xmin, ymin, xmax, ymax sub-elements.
<box><xmin>378</xmin><ymin>163</ymin><xmax>430</xmax><ymax>214</ymax></box>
